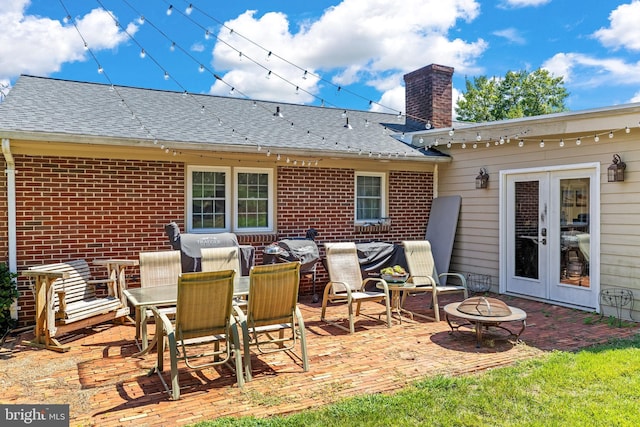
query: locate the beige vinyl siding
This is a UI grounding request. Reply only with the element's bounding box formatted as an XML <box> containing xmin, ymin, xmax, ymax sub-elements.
<box><xmin>436</xmin><ymin>131</ymin><xmax>640</xmax><ymax>320</ymax></box>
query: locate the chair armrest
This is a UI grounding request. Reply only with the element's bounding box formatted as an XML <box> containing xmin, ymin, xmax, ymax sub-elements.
<box><xmin>232</xmin><ymin>304</ymin><xmax>247</xmax><ymax>322</ymax></box>
<box><xmin>438</xmin><ymin>272</ymin><xmax>467</xmax><ymax>287</ymax></box>
<box><xmin>150</xmin><ymin>306</ymin><xmax>175</xmax><ymax>336</ymax></box>
<box><xmin>408</xmin><ymin>274</ymin><xmax>437</xmax><ymax>287</ymax></box>
<box><xmin>325</xmin><ymin>280</ymin><xmax>354</xmax><ymax>297</ymax></box>
<box><xmin>362</xmin><ymin>277</ymin><xmax>389</xmax><ymax>294</ymax></box>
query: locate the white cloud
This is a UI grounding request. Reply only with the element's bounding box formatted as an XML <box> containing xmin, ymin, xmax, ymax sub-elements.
<box><xmin>209</xmin><ymin>0</ymin><xmax>486</xmax><ymax>112</ymax></box>
<box><xmin>0</xmin><ymin>1</ymin><xmax>136</xmax><ymax>81</ymax></box>
<box><xmin>593</xmin><ymin>1</ymin><xmax>640</xmax><ymax>52</ymax></box>
<box><xmin>543</xmin><ymin>52</ymin><xmax>640</xmax><ymax>87</ymax></box>
<box><xmin>499</xmin><ymin>0</ymin><xmax>551</xmax><ymax>8</ymax></box>
<box><xmin>191</xmin><ymin>43</ymin><xmax>206</xmax><ymax>53</ymax></box>
<box><xmin>493</xmin><ymin>28</ymin><xmax>526</xmax><ymax>45</ymax></box>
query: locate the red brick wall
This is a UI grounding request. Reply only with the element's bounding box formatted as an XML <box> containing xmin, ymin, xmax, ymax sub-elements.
<box><xmin>14</xmin><ymin>156</ymin><xmax>185</xmax><ymax>324</ymax></box>
<box><xmin>404</xmin><ymin>64</ymin><xmax>454</xmax><ymax>130</ymax></box>
<box><xmin>11</xmin><ymin>156</ymin><xmax>433</xmax><ymax>326</ymax></box>
<box><xmin>276</xmin><ymin>167</ymin><xmax>433</xmax><ymax>293</ymax></box>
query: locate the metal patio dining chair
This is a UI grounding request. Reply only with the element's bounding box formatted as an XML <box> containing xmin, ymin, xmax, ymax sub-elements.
<box><xmin>137</xmin><ymin>250</ymin><xmax>183</xmax><ymax>346</ymax></box>
<box><xmin>402</xmin><ymin>240</ymin><xmax>468</xmax><ymax>322</ymax></box>
<box><xmin>151</xmin><ymin>269</ymin><xmax>244</xmax><ymax>400</ymax></box>
<box><xmin>321</xmin><ymin>242</ymin><xmax>392</xmax><ymax>334</ymax></box>
<box><xmin>234</xmin><ymin>261</ymin><xmax>308</xmax><ymax>381</ymax></box>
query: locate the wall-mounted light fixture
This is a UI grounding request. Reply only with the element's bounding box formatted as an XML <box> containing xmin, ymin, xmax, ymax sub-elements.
<box><xmin>476</xmin><ymin>167</ymin><xmax>489</xmax><ymax>189</ymax></box>
<box><xmin>608</xmin><ymin>154</ymin><xmax>626</xmax><ymax>182</ymax></box>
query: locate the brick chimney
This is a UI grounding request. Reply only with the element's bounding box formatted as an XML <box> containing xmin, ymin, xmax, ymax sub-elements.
<box><xmin>404</xmin><ymin>64</ymin><xmax>453</xmax><ymax>130</ymax></box>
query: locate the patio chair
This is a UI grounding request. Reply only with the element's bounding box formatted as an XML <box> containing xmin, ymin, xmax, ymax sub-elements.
<box><xmin>401</xmin><ymin>240</ymin><xmax>468</xmax><ymax>322</ymax></box>
<box><xmin>321</xmin><ymin>242</ymin><xmax>392</xmax><ymax>334</ymax></box>
<box><xmin>234</xmin><ymin>261</ymin><xmax>308</xmax><ymax>381</ymax></box>
<box><xmin>201</xmin><ymin>246</ymin><xmax>241</xmax><ymax>284</ymax></box>
<box><xmin>137</xmin><ymin>250</ymin><xmax>182</xmax><ymax>345</ymax></box>
<box><xmin>151</xmin><ymin>270</ymin><xmax>244</xmax><ymax>400</ymax></box>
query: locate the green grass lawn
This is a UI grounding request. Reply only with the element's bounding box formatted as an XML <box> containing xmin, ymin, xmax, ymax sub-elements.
<box><xmin>192</xmin><ymin>334</ymin><xmax>640</xmax><ymax>427</ymax></box>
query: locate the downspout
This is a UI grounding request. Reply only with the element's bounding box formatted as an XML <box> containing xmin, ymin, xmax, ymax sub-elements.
<box><xmin>433</xmin><ymin>163</ymin><xmax>438</xmax><ymax>199</ymax></box>
<box><xmin>2</xmin><ymin>138</ymin><xmax>18</xmax><ymax>320</ymax></box>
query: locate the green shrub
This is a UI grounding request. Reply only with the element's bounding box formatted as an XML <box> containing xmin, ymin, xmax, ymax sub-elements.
<box><xmin>0</xmin><ymin>262</ymin><xmax>19</xmax><ymax>337</ymax></box>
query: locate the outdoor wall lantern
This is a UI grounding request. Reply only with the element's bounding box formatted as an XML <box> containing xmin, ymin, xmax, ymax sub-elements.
<box><xmin>476</xmin><ymin>168</ymin><xmax>489</xmax><ymax>189</ymax></box>
<box><xmin>608</xmin><ymin>154</ymin><xmax>626</xmax><ymax>182</ymax></box>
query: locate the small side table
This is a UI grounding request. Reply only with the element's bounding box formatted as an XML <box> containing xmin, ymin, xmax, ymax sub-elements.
<box><xmin>376</xmin><ymin>280</ymin><xmax>431</xmax><ymax>324</ymax></box>
<box><xmin>444</xmin><ymin>302</ymin><xmax>526</xmax><ymax>347</ymax></box>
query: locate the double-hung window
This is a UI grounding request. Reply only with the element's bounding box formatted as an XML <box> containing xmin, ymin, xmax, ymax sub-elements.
<box><xmin>355</xmin><ymin>172</ymin><xmax>386</xmax><ymax>223</ymax></box>
<box><xmin>187</xmin><ymin>166</ymin><xmax>273</xmax><ymax>232</ymax></box>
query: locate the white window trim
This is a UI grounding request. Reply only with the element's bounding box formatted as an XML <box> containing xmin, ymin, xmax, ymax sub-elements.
<box><xmin>233</xmin><ymin>167</ymin><xmax>274</xmax><ymax>233</ymax></box>
<box><xmin>354</xmin><ymin>171</ymin><xmax>387</xmax><ymax>224</ymax></box>
<box><xmin>186</xmin><ymin>165</ymin><xmax>231</xmax><ymax>232</ymax></box>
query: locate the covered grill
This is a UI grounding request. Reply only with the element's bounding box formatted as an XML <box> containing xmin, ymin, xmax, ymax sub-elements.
<box><xmin>264</xmin><ymin>229</ymin><xmax>321</xmax><ymax>302</ymax></box>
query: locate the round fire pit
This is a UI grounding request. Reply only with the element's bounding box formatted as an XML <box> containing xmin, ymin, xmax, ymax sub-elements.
<box><xmin>444</xmin><ymin>297</ymin><xmax>526</xmax><ymax>347</ymax></box>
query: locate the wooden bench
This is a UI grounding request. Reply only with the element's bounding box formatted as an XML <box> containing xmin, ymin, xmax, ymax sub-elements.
<box><xmin>22</xmin><ymin>259</ymin><xmax>137</xmax><ymax>352</ymax></box>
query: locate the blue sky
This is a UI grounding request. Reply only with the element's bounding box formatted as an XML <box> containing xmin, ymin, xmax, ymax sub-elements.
<box><xmin>2</xmin><ymin>0</ymin><xmax>640</xmax><ymax>118</ymax></box>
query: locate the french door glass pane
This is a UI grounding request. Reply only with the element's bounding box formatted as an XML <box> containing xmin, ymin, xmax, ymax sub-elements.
<box><xmin>514</xmin><ymin>181</ymin><xmax>539</xmax><ymax>279</ymax></box>
<box><xmin>560</xmin><ymin>178</ymin><xmax>590</xmax><ymax>287</ymax></box>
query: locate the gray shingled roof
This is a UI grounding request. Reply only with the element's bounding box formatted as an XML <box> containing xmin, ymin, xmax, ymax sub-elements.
<box><xmin>0</xmin><ymin>75</ymin><xmax>448</xmax><ymax>160</ymax></box>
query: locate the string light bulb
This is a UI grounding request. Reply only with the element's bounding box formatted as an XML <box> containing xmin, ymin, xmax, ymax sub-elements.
<box><xmin>137</xmin><ymin>16</ymin><xmax>145</xmax><ymax>25</ymax></box>
<box><xmin>559</xmin><ymin>139</ymin><xmax>565</xmax><ymax>147</ymax></box>
<box><xmin>170</xmin><ymin>42</ymin><xmax>176</xmax><ymax>52</ymax></box>
<box><xmin>140</xmin><ymin>49</ymin><xmax>146</xmax><ymax>59</ymax></box>
<box><xmin>185</xmin><ymin>4</ymin><xmax>193</xmax><ymax>15</ymax></box>
<box><xmin>164</xmin><ymin>72</ymin><xmax>169</xmax><ymax>80</ymax></box>
<box><xmin>166</xmin><ymin>5</ymin><xmax>173</xmax><ymax>15</ymax></box>
<box><xmin>97</xmin><ymin>65</ymin><xmax>103</xmax><ymax>74</ymax></box>
<box><xmin>199</xmin><ymin>64</ymin><xmax>205</xmax><ymax>73</ymax></box>
<box><xmin>448</xmin><ymin>128</ymin><xmax>455</xmax><ymax>137</ymax></box>
<box><xmin>594</xmin><ymin>134</ymin><xmax>600</xmax><ymax>142</ymax></box>
<box><xmin>625</xmin><ymin>126</ymin><xmax>630</xmax><ymax>133</ymax></box>
<box><xmin>576</xmin><ymin>137</ymin><xmax>582</xmax><ymax>145</ymax></box>
<box><xmin>609</xmin><ymin>131</ymin><xmax>614</xmax><ymax>138</ymax></box>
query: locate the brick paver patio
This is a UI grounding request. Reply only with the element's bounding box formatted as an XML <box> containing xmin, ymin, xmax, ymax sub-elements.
<box><xmin>1</xmin><ymin>293</ymin><xmax>638</xmax><ymax>426</ymax></box>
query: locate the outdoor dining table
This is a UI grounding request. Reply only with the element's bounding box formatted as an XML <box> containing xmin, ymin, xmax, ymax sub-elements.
<box><xmin>123</xmin><ymin>275</ymin><xmax>250</xmax><ymax>356</ymax></box>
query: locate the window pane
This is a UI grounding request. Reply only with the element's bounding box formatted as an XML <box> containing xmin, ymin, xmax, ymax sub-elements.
<box><xmin>192</xmin><ymin>171</ymin><xmax>226</xmax><ymax>230</ymax></box>
<box><xmin>237</xmin><ymin>172</ymin><xmax>269</xmax><ymax>228</ymax></box>
<box><xmin>356</xmin><ymin>175</ymin><xmax>382</xmax><ymax>221</ymax></box>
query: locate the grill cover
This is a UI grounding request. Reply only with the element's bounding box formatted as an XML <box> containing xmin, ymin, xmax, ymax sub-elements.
<box><xmin>275</xmin><ymin>239</ymin><xmax>320</xmax><ymax>273</ymax></box>
<box><xmin>164</xmin><ymin>222</ymin><xmax>254</xmax><ymax>274</ymax></box>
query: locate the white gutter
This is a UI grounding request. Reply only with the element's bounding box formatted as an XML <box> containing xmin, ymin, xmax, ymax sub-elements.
<box><xmin>2</xmin><ymin>138</ymin><xmax>18</xmax><ymax>320</ymax></box>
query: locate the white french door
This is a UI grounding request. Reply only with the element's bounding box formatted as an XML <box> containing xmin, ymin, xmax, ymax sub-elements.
<box><xmin>501</xmin><ymin>164</ymin><xmax>599</xmax><ymax>310</ymax></box>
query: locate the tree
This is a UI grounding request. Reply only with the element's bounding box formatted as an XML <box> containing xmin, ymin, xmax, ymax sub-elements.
<box><xmin>455</xmin><ymin>68</ymin><xmax>569</xmax><ymax>122</ymax></box>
